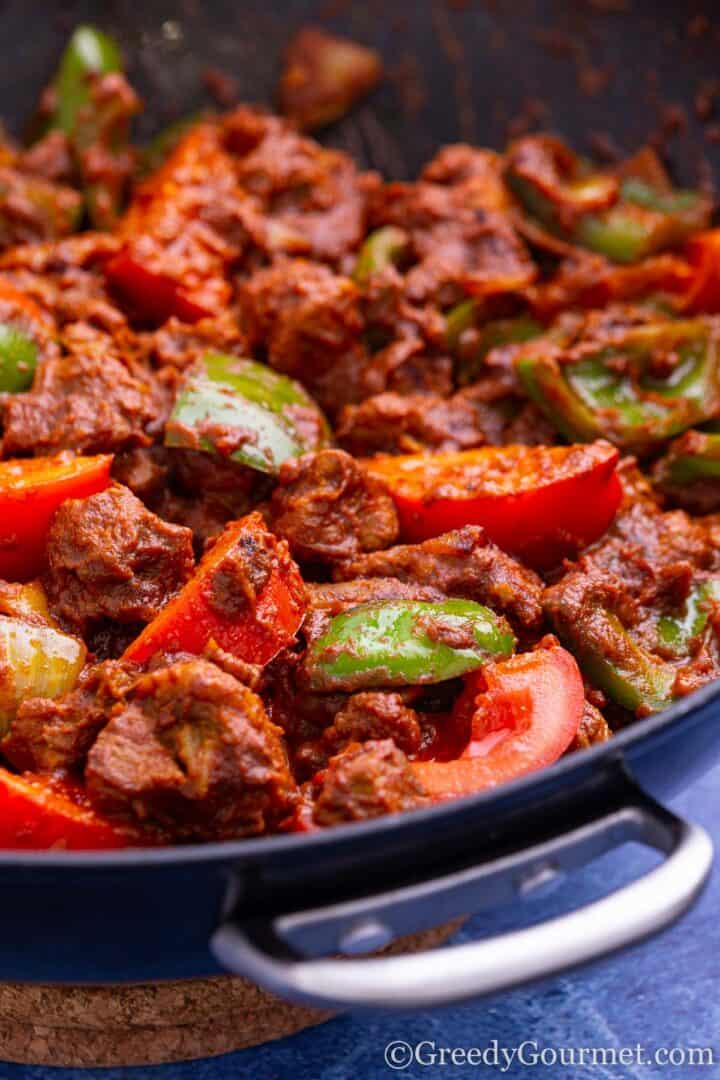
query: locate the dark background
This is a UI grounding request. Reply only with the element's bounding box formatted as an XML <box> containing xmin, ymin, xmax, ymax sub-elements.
<box><xmin>1</xmin><ymin>0</ymin><xmax>720</xmax><ymax>185</ymax></box>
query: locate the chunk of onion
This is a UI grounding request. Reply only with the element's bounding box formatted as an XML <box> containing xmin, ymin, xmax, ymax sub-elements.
<box><xmin>0</xmin><ymin>616</ymin><xmax>85</xmax><ymax>732</ymax></box>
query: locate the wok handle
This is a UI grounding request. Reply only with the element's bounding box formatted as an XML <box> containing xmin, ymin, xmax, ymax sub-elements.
<box><xmin>211</xmin><ymin>785</ymin><xmax>712</xmax><ymax>1010</ymax></box>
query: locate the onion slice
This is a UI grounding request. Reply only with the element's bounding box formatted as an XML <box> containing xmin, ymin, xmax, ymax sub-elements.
<box><xmin>0</xmin><ymin>616</ymin><xmax>86</xmax><ymax>732</ymax></box>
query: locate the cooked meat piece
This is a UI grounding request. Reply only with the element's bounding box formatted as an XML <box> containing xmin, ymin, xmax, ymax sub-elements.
<box><xmin>501</xmin><ymin>401</ymin><xmax>560</xmax><ymax>446</ymax></box>
<box><xmin>569</xmin><ymin>701</ymin><xmax>612</xmax><ymax>752</ymax></box>
<box><xmin>85</xmin><ymin>659</ymin><xmax>296</xmax><ymax>840</ymax></box>
<box><xmin>577</xmin><ymin>497</ymin><xmax>720</xmax><ymax>598</ymax></box>
<box><xmin>0</xmin><ymin>232</ymin><xmax>127</xmax><ymax>332</ymax></box>
<box><xmin>17</xmin><ymin>130</ymin><xmax>75</xmax><ymax>184</ymax></box>
<box><xmin>264</xmin><ymin>648</ymin><xmax>348</xmax><ymax>746</ymax></box>
<box><xmin>369</xmin><ymin>180</ymin><xmax>535</xmax><ymax>305</ymax></box>
<box><xmin>143</xmin><ymin>311</ymin><xmax>247</xmax><ymax>370</ymax></box>
<box><xmin>279</xmin><ymin>28</ymin><xmax>382</xmax><ymax>130</ymax></box>
<box><xmin>227</xmin><ymin>106</ymin><xmax>377</xmax><ymax>263</ymax></box>
<box><xmin>313</xmin><ymin>739</ymin><xmax>428</xmax><ymax>825</ymax></box>
<box><xmin>111</xmin><ymin>447</ymin><xmax>170</xmax><ymax>504</ymax></box>
<box><xmin>324</xmin><ymin>692</ymin><xmax>422</xmax><ymax>756</ymax></box>
<box><xmin>237</xmin><ymin>257</ymin><xmax>367</xmax><ymax>413</ymax></box>
<box><xmin>363</xmin><ymin>333</ymin><xmax>454</xmax><ymax>399</ymax></box>
<box><xmin>333</xmin><ymin>526</ymin><xmax>544</xmax><ymax>632</ymax></box>
<box><xmin>295</xmin><ymin>691</ymin><xmax>422</xmax><ymax>778</ymax></box>
<box><xmin>337</xmin><ymin>391</ymin><xmax>487</xmax><ymax>456</ymax></box>
<box><xmin>170</xmin><ymin>449</ymin><xmax>258</xmax><ymax>511</ymax></box>
<box><xmin>269</xmin><ymin>449</ymin><xmax>399</xmax><ymax>563</ymax></box>
<box><xmin>421</xmin><ymin>144</ymin><xmax>512</xmax><ymax>212</ymax></box>
<box><xmin>154</xmin><ymin>491</ymin><xmax>236</xmax><ymax>549</ymax></box>
<box><xmin>0</xmin><ymin>165</ymin><xmax>82</xmax><ymax>251</ymax></box>
<box><xmin>45</xmin><ymin>484</ymin><xmax>195</xmax><ymax>632</ymax></box>
<box><xmin>2</xmin><ymin>322</ymin><xmax>165</xmax><ymax>456</ymax></box>
<box><xmin>2</xmin><ymin>660</ymin><xmax>138</xmax><ymax>774</ymax></box>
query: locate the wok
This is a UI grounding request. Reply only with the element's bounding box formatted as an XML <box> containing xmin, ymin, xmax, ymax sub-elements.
<box><xmin>0</xmin><ymin>0</ymin><xmax>717</xmax><ymax>1011</ymax></box>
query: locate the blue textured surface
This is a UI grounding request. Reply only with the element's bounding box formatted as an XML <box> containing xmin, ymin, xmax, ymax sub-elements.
<box><xmin>1</xmin><ymin>763</ymin><xmax>719</xmax><ymax>1080</ymax></box>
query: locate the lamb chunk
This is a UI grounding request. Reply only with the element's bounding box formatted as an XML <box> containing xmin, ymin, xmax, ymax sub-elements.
<box><xmin>295</xmin><ymin>692</ymin><xmax>422</xmax><ymax>778</ymax></box>
<box><xmin>269</xmin><ymin>449</ymin><xmax>399</xmax><ymax>564</ymax></box>
<box><xmin>333</xmin><ymin>526</ymin><xmax>544</xmax><ymax>632</ymax></box>
<box><xmin>325</xmin><ymin>692</ymin><xmax>422</xmax><ymax>757</ymax></box>
<box><xmin>0</xmin><ymin>165</ymin><xmax>82</xmax><ymax>251</ymax></box>
<box><xmin>2</xmin><ymin>323</ymin><xmax>165</xmax><ymax>456</ymax></box>
<box><xmin>0</xmin><ymin>232</ymin><xmax>126</xmax><ymax>332</ymax></box>
<box><xmin>45</xmin><ymin>484</ymin><xmax>195</xmax><ymax>632</ymax></box>
<box><xmin>85</xmin><ymin>659</ymin><xmax>296</xmax><ymax>840</ymax></box>
<box><xmin>227</xmin><ymin>107</ymin><xmax>376</xmax><ymax>262</ymax></box>
<box><xmin>2</xmin><ymin>660</ymin><xmax>138</xmax><ymax>774</ymax></box>
<box><xmin>17</xmin><ymin>129</ymin><xmax>74</xmax><ymax>184</ymax></box>
<box><xmin>279</xmin><ymin>28</ymin><xmax>382</xmax><ymax>130</ymax></box>
<box><xmin>569</xmin><ymin>701</ymin><xmax>612</xmax><ymax>752</ymax></box>
<box><xmin>238</xmin><ymin>258</ymin><xmax>368</xmax><ymax>413</ymax></box>
<box><xmin>369</xmin><ymin>180</ymin><xmax>534</xmax><ymax>305</ymax></box>
<box><xmin>111</xmin><ymin>447</ymin><xmax>170</xmax><ymax>505</ymax></box>
<box><xmin>144</xmin><ymin>311</ymin><xmax>247</xmax><ymax>370</ymax></box>
<box><xmin>421</xmin><ymin>144</ymin><xmax>512</xmax><ymax>212</ymax></box>
<box><xmin>313</xmin><ymin>739</ymin><xmax>428</xmax><ymax>825</ymax></box>
<box><xmin>337</xmin><ymin>391</ymin><xmax>487</xmax><ymax>456</ymax></box>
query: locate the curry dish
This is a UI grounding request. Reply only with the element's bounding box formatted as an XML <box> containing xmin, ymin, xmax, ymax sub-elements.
<box><xmin>0</xmin><ymin>26</ymin><xmax>718</xmax><ymax>848</ymax></box>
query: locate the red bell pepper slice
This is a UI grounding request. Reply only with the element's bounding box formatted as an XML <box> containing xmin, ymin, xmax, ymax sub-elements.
<box><xmin>364</xmin><ymin>442</ymin><xmax>622</xmax><ymax>570</ymax></box>
<box><xmin>105</xmin><ymin>122</ymin><xmax>236</xmax><ymax>324</ymax></box>
<box><xmin>0</xmin><ymin>768</ymin><xmax>143</xmax><ymax>849</ymax></box>
<box><xmin>680</xmin><ymin>229</ymin><xmax>720</xmax><ymax>314</ymax></box>
<box><xmin>0</xmin><ymin>453</ymin><xmax>113</xmax><ymax>582</ymax></box>
<box><xmin>104</xmin><ymin>250</ymin><xmax>214</xmax><ymax>325</ymax></box>
<box><xmin>412</xmin><ymin>642</ymin><xmax>584</xmax><ymax>801</ymax></box>
<box><xmin>124</xmin><ymin>512</ymin><xmax>307</xmax><ymax>665</ymax></box>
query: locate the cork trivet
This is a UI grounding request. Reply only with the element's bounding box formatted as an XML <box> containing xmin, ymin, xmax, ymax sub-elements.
<box><xmin>0</xmin><ymin>918</ymin><xmax>464</xmax><ymax>1067</ymax></box>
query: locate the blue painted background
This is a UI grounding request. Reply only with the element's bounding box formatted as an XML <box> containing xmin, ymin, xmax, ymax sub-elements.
<box><xmin>1</xmin><ymin>762</ymin><xmax>718</xmax><ymax>1080</ymax></box>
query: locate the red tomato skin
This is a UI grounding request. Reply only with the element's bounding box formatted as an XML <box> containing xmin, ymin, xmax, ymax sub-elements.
<box><xmin>366</xmin><ymin>444</ymin><xmax>622</xmax><ymax>570</ymax></box>
<box><xmin>0</xmin><ymin>769</ymin><xmax>141</xmax><ymax>850</ymax></box>
<box><xmin>124</xmin><ymin>513</ymin><xmax>306</xmax><ymax>665</ymax></box>
<box><xmin>0</xmin><ymin>454</ymin><xmax>113</xmax><ymax>582</ymax></box>
<box><xmin>411</xmin><ymin>644</ymin><xmax>584</xmax><ymax>801</ymax></box>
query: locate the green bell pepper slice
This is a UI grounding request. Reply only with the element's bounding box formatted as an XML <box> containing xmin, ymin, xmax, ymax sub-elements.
<box><xmin>445</xmin><ymin>306</ymin><xmax>543</xmax><ymax>385</ymax></box>
<box><xmin>43</xmin><ymin>26</ymin><xmax>134</xmax><ymax>228</ymax></box>
<box><xmin>564</xmin><ymin>607</ymin><xmax>676</xmax><ymax>714</ymax></box>
<box><xmin>656</xmin><ymin>578</ymin><xmax>720</xmax><ymax>659</ymax></box>
<box><xmin>304</xmin><ymin>598</ymin><xmax>515</xmax><ymax>692</ymax></box>
<box><xmin>654</xmin><ymin>430</ymin><xmax>720</xmax><ymax>489</ymax></box>
<box><xmin>0</xmin><ymin>324</ymin><xmax>38</xmax><ymax>393</ymax></box>
<box><xmin>517</xmin><ymin>319</ymin><xmax>720</xmax><ymax>454</ymax></box>
<box><xmin>574</xmin><ymin>179</ymin><xmax>709</xmax><ymax>264</ymax></box>
<box><xmin>507</xmin><ymin>143</ymin><xmax>709</xmax><ymax>264</ymax></box>
<box><xmin>353</xmin><ymin>226</ymin><xmax>409</xmax><ymax>285</ymax></box>
<box><xmin>548</xmin><ymin>571</ymin><xmax>720</xmax><ymax>714</ymax></box>
<box><xmin>53</xmin><ymin>26</ymin><xmax>123</xmax><ymax>137</ymax></box>
<box><xmin>546</xmin><ymin>589</ymin><xmax>676</xmax><ymax>714</ymax></box>
<box><xmin>165</xmin><ymin>352</ymin><xmax>330</xmax><ymax>475</ymax></box>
